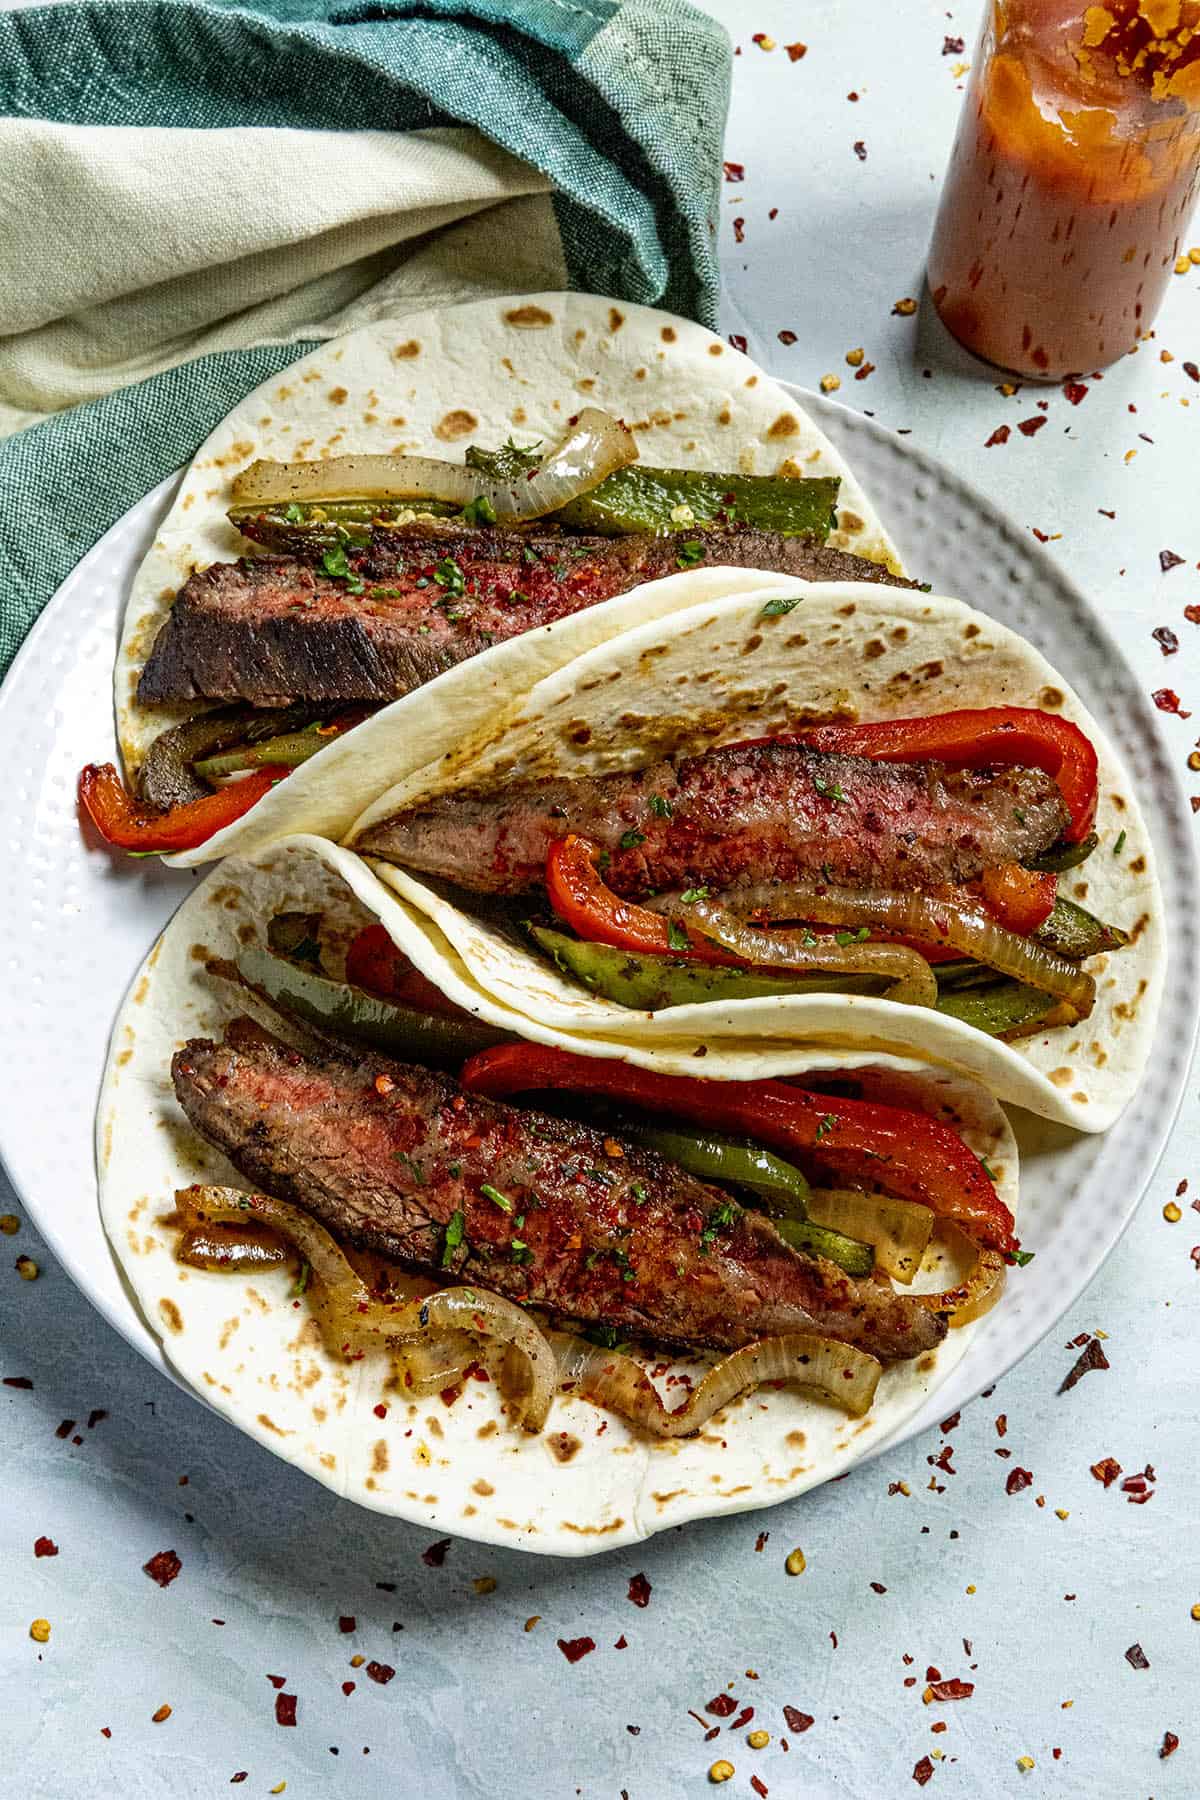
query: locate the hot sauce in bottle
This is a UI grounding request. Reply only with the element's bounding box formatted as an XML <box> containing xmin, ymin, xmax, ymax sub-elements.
<box><xmin>928</xmin><ymin>2</ymin><xmax>1200</xmax><ymax>378</ymax></box>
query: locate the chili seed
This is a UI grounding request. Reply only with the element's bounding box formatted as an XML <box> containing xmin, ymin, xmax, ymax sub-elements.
<box><xmin>1191</xmin><ymin>1603</ymin><xmax>1200</xmax><ymax>1621</ymax></box>
<box><xmin>819</xmin><ymin>374</ymin><xmax>841</xmax><ymax>393</ymax></box>
<box><xmin>15</xmin><ymin>1256</ymin><xmax>38</xmax><ymax>1281</ymax></box>
<box><xmin>748</xmin><ymin>1730</ymin><xmax>770</xmax><ymax>1749</ymax></box>
<box><xmin>785</xmin><ymin>1548</ymin><xmax>807</xmax><ymax>1576</ymax></box>
<box><xmin>30</xmin><ymin>1618</ymin><xmax>51</xmax><ymax>1643</ymax></box>
<box><xmin>151</xmin><ymin>1704</ymin><xmax>172</xmax><ymax>1724</ymax></box>
<box><xmin>709</xmin><ymin>1762</ymin><xmax>735</xmax><ymax>1784</ymax></box>
<box><xmin>1163</xmin><ymin>1202</ymin><xmax>1182</xmax><ymax>1222</ymax></box>
<box><xmin>0</xmin><ymin>1214</ymin><xmax>19</xmax><ymax>1234</ymax></box>
<box><xmin>845</xmin><ymin>347</ymin><xmax>865</xmax><ymax>366</ymax></box>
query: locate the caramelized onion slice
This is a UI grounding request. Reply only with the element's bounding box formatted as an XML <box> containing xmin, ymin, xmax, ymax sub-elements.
<box><xmin>173</xmin><ymin>1187</ymin><xmax>555</xmax><ymax>1430</ymax></box>
<box><xmin>230</xmin><ymin>408</ymin><xmax>637</xmax><ymax>526</ymax></box>
<box><xmin>392</xmin><ymin>1331</ymin><xmax>474</xmax><ymax>1399</ymax></box>
<box><xmin>717</xmin><ymin>882</ymin><xmax>1095</xmax><ymax>1013</ymax></box>
<box><xmin>909</xmin><ymin>1225</ymin><xmax>1008</xmax><ymax>1327</ymax></box>
<box><xmin>657</xmin><ymin>895</ymin><xmax>937</xmax><ymax>1007</ymax></box>
<box><xmin>805</xmin><ymin>1189</ymin><xmax>934</xmax><ymax>1285</ymax></box>
<box><xmin>556</xmin><ymin>1331</ymin><xmax>882</xmax><ymax>1437</ymax></box>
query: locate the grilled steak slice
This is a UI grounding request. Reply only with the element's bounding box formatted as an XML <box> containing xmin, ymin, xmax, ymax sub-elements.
<box><xmin>172</xmin><ymin>1017</ymin><xmax>945</xmax><ymax>1363</ymax></box>
<box><xmin>136</xmin><ymin>529</ymin><xmax>914</xmax><ymax>707</ymax></box>
<box><xmin>354</xmin><ymin>741</ymin><xmax>1071</xmax><ymax>895</ymax></box>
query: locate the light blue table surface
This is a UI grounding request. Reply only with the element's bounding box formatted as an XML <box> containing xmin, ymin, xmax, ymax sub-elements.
<box><xmin>5</xmin><ymin>4</ymin><xmax>1197</xmax><ymax>1794</ymax></box>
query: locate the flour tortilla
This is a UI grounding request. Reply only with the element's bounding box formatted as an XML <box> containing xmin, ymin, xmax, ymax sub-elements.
<box><xmin>345</xmin><ymin>580</ymin><xmax>1162</xmax><ymax>1135</ymax></box>
<box><xmin>117</xmin><ymin>290</ymin><xmax>899</xmax><ymax>863</ymax></box>
<box><xmin>98</xmin><ymin>834</ymin><xmax>1016</xmax><ymax>1553</ymax></box>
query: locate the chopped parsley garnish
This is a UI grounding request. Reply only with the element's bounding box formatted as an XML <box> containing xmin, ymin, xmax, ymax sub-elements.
<box><xmin>650</xmin><ymin>794</ymin><xmax>673</xmax><ymax>819</ymax></box>
<box><xmin>288</xmin><ymin>1261</ymin><xmax>311</xmax><ymax>1298</ymax></box>
<box><xmin>462</xmin><ymin>494</ymin><xmax>497</xmax><ymax>527</ymax></box>
<box><xmin>619</xmin><ymin>829</ymin><xmax>646</xmax><ymax>850</ymax></box>
<box><xmin>587</xmin><ymin>1167</ymin><xmax>617</xmax><ymax>1186</ymax></box>
<box><xmin>432</xmin><ymin>556</ymin><xmax>466</xmax><ymax>597</ymax></box>
<box><xmin>509</xmin><ymin>1239</ymin><xmax>534</xmax><ymax>1265</ymax></box>
<box><xmin>760</xmin><ymin>594</ymin><xmax>802</xmax><ymax>619</ymax></box>
<box><xmin>699</xmin><ymin>1201</ymin><xmax>738</xmax><ymax>1253</ymax></box>
<box><xmin>630</xmin><ymin>1181</ymin><xmax>649</xmax><ymax>1204</ymax></box>
<box><xmin>835</xmin><ymin>926</ymin><xmax>871</xmax><ymax>946</ymax></box>
<box><xmin>667</xmin><ymin>920</ymin><xmax>690</xmax><ymax>952</ymax></box>
<box><xmin>283</xmin><ymin>502</ymin><xmax>305</xmax><ymax>524</ymax></box>
<box><xmin>680</xmin><ymin>886</ymin><xmax>710</xmax><ymax>905</ymax></box>
<box><xmin>448</xmin><ymin>1162</ymin><xmax>462</xmax><ymax>1178</ymax></box>
<box><xmin>441</xmin><ymin>1210</ymin><xmax>466</xmax><ymax>1268</ymax></box>
<box><xmin>814</xmin><ymin>1113</ymin><xmax>837</xmax><ymax>1142</ymax></box>
<box><xmin>597</xmin><ymin>850</ymin><xmax>612</xmax><ymax>871</ymax></box>
<box><xmin>1013</xmin><ymin>807</ymin><xmax>1026</xmax><ymax>825</ymax></box>
<box><xmin>812</xmin><ymin>772</ymin><xmax>847</xmax><ymax>804</ymax></box>
<box><xmin>676</xmin><ymin>539</ymin><xmax>705</xmax><ymax>569</ymax></box>
<box><xmin>481</xmin><ymin>1183</ymin><xmax>513</xmax><ymax>1213</ymax></box>
<box><xmin>522</xmin><ymin>544</ymin><xmax>541</xmax><ymax>566</ymax></box>
<box><xmin>583</xmin><ymin>1322</ymin><xmax>625</xmax><ymax>1350</ymax></box>
<box><xmin>1113</xmin><ymin>829</ymin><xmax>1126</xmax><ymax>856</ymax></box>
<box><xmin>802</xmin><ymin>929</ymin><xmax>818</xmax><ymax>946</ymax></box>
<box><xmin>393</xmin><ymin>1150</ymin><xmax>426</xmax><ymax>1184</ymax></box>
<box><xmin>980</xmin><ymin>1158</ymin><xmax>999</xmax><ymax>1181</ymax></box>
<box><xmin>1012</xmin><ymin>1248</ymin><xmax>1035</xmax><ymax>1267</ymax></box>
<box><xmin>321</xmin><ymin>544</ymin><xmax>365</xmax><ymax>594</ymax></box>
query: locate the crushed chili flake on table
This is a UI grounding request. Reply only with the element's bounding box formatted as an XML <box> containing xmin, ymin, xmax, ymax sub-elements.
<box><xmin>1161</xmin><ymin>1731</ymin><xmax>1180</xmax><ymax>1758</ymax></box>
<box><xmin>1062</xmin><ymin>381</ymin><xmax>1088</xmax><ymax>405</ymax></box>
<box><xmin>3</xmin><ymin>1375</ymin><xmax>33</xmax><ymax>1388</ymax></box>
<box><xmin>755</xmin><ymin>1532</ymin><xmax>769</xmax><ymax>1552</ymax></box>
<box><xmin>870</xmin><ymin>1581</ymin><xmax>887</xmax><ymax>1594</ymax></box>
<box><xmin>985</xmin><ymin>424</ymin><xmax>1011</xmax><ymax>446</ymax></box>
<box><xmin>854</xmin><ymin>361</ymin><xmax>876</xmax><ymax>380</ymax></box>
<box><xmin>230</xmin><ymin>1776</ymin><xmax>248</xmax><ymax>1786</ymax></box>
<box><xmin>421</xmin><ymin>1538</ymin><xmax>450</xmax><ymax>1567</ymax></box>
<box><xmin>33</xmin><ymin>1536</ymin><xmax>58</xmax><ymax>1557</ymax></box>
<box><xmin>1006</xmin><ymin>1467</ymin><xmax>1034</xmax><ymax>1495</ymax></box>
<box><xmin>733</xmin><ymin>218</ymin><xmax>745</xmax><ymax>244</ymax></box>
<box><xmin>731</xmin><ymin>1706</ymin><xmax>755</xmax><ymax>1730</ymax></box>
<box><xmin>365</xmin><ymin>1662</ymin><xmax>395</xmax><ymax>1685</ymax></box>
<box><xmin>1059</xmin><ymin>1337</ymin><xmax>1110</xmax><ymax>1392</ymax></box>
<box><xmin>1184</xmin><ymin>362</ymin><xmax>1200</xmax><ymax>381</ymax></box>
<box><xmin>728</xmin><ymin>335</ymin><xmax>748</xmax><ymax>353</ymax></box>
<box><xmin>943</xmin><ymin>35</ymin><xmax>965</xmax><ymax>52</ymax></box>
<box><xmin>751</xmin><ymin>32</ymin><xmax>775</xmax><ymax>50</ymax></box>
<box><xmin>707</xmin><ymin>1694</ymin><xmax>738</xmax><ymax>1717</ymax></box>
<box><xmin>785</xmin><ymin>41</ymin><xmax>807</xmax><ymax>60</ymax></box>
<box><xmin>1121</xmin><ymin>1465</ymin><xmax>1156</xmax><ymax>1505</ymax></box>
<box><xmin>143</xmin><ymin>1549</ymin><xmax>182</xmax><ymax>1588</ymax></box>
<box><xmin>627</xmin><ymin>1573</ymin><xmax>651</xmax><ymax>1608</ymax></box>
<box><xmin>1153</xmin><ymin>688</ymin><xmax>1190</xmax><ymax>715</ymax></box>
<box><xmin>275</xmin><ymin>1693</ymin><xmax>297</xmax><ymax>1726</ymax></box>
<box><xmin>266</xmin><ymin>1674</ymin><xmax>287</xmax><ymax>1689</ymax></box>
<box><xmin>927</xmin><ymin>1679</ymin><xmax>974</xmax><ymax>1702</ymax></box>
<box><xmin>913</xmin><ymin>1756</ymin><xmax>935</xmax><ymax>1786</ymax></box>
<box><xmin>722</xmin><ymin>161</ymin><xmax>745</xmax><ymax>183</ymax></box>
<box><xmin>782</xmin><ymin>1706</ymin><xmax>814</xmax><ymax>1733</ymax></box>
<box><xmin>557</xmin><ymin>1636</ymin><xmax>595</xmax><ymax>1664</ymax></box>
<box><xmin>1160</xmin><ymin>549</ymin><xmax>1186</xmax><ymax>572</ymax></box>
<box><xmin>853</xmin><ymin>141</ymin><xmax>867</xmax><ymax>160</ymax></box>
<box><xmin>1125</xmin><ymin>1643</ymin><xmax>1150</xmax><ymax>1671</ymax></box>
<box><xmin>1154</xmin><ymin>627</ymin><xmax>1180</xmax><ymax>655</ymax></box>
<box><xmin>777</xmin><ymin>330</ymin><xmax>797</xmax><ymax>345</ymax></box>
<box><xmin>1018</xmin><ymin>416</ymin><xmax>1047</xmax><ymax>437</ymax></box>
<box><xmin>151</xmin><ymin>1704</ymin><xmax>172</xmax><ymax>1724</ymax></box>
<box><xmin>338</xmin><ymin>1616</ymin><xmax>355</xmax><ymax>1634</ymax></box>
<box><xmin>751</xmin><ymin>1777</ymin><xmax>769</xmax><ymax>1798</ymax></box>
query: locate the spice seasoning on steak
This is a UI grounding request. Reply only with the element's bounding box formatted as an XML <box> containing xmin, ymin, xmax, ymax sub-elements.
<box><xmin>354</xmin><ymin>742</ymin><xmax>1070</xmax><ymax>896</ymax></box>
<box><xmin>170</xmin><ymin>1016</ymin><xmax>946</xmax><ymax>1363</ymax></box>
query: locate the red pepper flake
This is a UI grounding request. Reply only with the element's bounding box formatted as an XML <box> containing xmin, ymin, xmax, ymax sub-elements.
<box><xmin>55</xmin><ymin>1419</ymin><xmax>75</xmax><ymax>1439</ymax></box>
<box><xmin>785</xmin><ymin>41</ymin><xmax>807</xmax><ymax>61</ymax></box>
<box><xmin>1032</xmin><ymin>527</ymin><xmax>1051</xmax><ymax>543</ymax></box>
<box><xmin>365</xmin><ymin>1661</ymin><xmax>395</xmax><ymax>1685</ymax></box>
<box><xmin>421</xmin><ymin>1538</ymin><xmax>450</xmax><ymax>1567</ymax></box>
<box><xmin>275</xmin><ymin>1692</ymin><xmax>297</xmax><ymax>1726</ymax></box>
<box><xmin>1160</xmin><ymin>549</ymin><xmax>1186</xmax><ymax>572</ymax></box>
<box><xmin>853</xmin><ymin>141</ymin><xmax>867</xmax><ymax>160</ymax></box>
<box><xmin>1183</xmin><ymin>362</ymin><xmax>1199</xmax><ymax>382</ymax></box>
<box><xmin>732</xmin><ymin>218</ymin><xmax>745</xmax><ymax>244</ymax></box>
<box><xmin>1161</xmin><ymin>1731</ymin><xmax>1180</xmax><ymax>1759</ymax></box>
<box><xmin>231</xmin><ymin>1775</ymin><xmax>248</xmax><ymax>1785</ymax></box>
<box><xmin>783</xmin><ymin>1706</ymin><xmax>814</xmax><ymax>1733</ymax></box>
<box><xmin>614</xmin><ymin>1634</ymin><xmax>628</xmax><ymax>1649</ymax></box>
<box><xmin>751</xmin><ymin>1778</ymin><xmax>769</xmax><ymax>1799</ymax></box>
<box><xmin>707</xmin><ymin>1694</ymin><xmax>738</xmax><ymax>1717</ymax></box>
<box><xmin>985</xmin><ymin>424</ymin><xmax>1011</xmax><ymax>446</ymax></box>
<box><xmin>143</xmin><ymin>1549</ymin><xmax>182</xmax><ymax>1588</ymax></box>
<box><xmin>913</xmin><ymin>1755</ymin><xmax>935</xmax><ymax>1786</ymax></box>
<box><xmin>372</xmin><ymin>1403</ymin><xmax>387</xmax><ymax>1420</ymax></box>
<box><xmin>3</xmin><ymin>1376</ymin><xmax>33</xmax><ymax>1388</ymax></box>
<box><xmin>1063</xmin><ymin>381</ymin><xmax>1089</xmax><ymax>405</ymax></box>
<box><xmin>939</xmin><ymin>1411</ymin><xmax>961</xmax><ymax>1433</ymax></box>
<box><xmin>1006</xmin><ymin>1467</ymin><xmax>1034</xmax><ymax>1495</ymax></box>
<box><xmin>33</xmin><ymin>1536</ymin><xmax>58</xmax><ymax>1558</ymax></box>
<box><xmin>722</xmin><ymin>161</ymin><xmax>745</xmax><ymax>183</ymax></box>
<box><xmin>627</xmin><ymin>1572</ymin><xmax>651</xmax><ymax>1608</ymax></box>
<box><xmin>1018</xmin><ymin>415</ymin><xmax>1047</xmax><ymax>436</ymax></box>
<box><xmin>342</xmin><ymin>1681</ymin><xmax>355</xmax><ymax>1696</ymax></box>
<box><xmin>100</xmin><ymin>1727</ymin><xmax>111</xmax><ymax>1738</ymax></box>
<box><xmin>731</xmin><ymin>1706</ymin><xmax>755</xmax><ymax>1730</ymax></box>
<box><xmin>728</xmin><ymin>335</ymin><xmax>748</xmax><ymax>353</ymax></box>
<box><xmin>87</xmin><ymin>1409</ymin><xmax>107</xmax><ymax>1429</ymax></box>
<box><xmin>751</xmin><ymin>32</ymin><xmax>773</xmax><ymax>48</ymax></box>
<box><xmin>1091</xmin><ymin>1456</ymin><xmax>1122</xmax><ymax>1487</ymax></box>
<box><xmin>777</xmin><ymin>330</ymin><xmax>797</xmax><ymax>346</ymax></box>
<box><xmin>557</xmin><ymin>1636</ymin><xmax>595</xmax><ymax>1664</ymax></box>
<box><xmin>1099</xmin><ymin>507</ymin><xmax>1116</xmax><ymax>518</ymax></box>
<box><xmin>1059</xmin><ymin>1336</ymin><xmax>1110</xmax><ymax>1392</ymax></box>
<box><xmin>1125</xmin><ymin>1643</ymin><xmax>1150</xmax><ymax>1671</ymax></box>
<box><xmin>928</xmin><ymin>1679</ymin><xmax>975</xmax><ymax>1701</ymax></box>
<box><xmin>338</xmin><ymin>1616</ymin><xmax>356</xmax><ymax>1634</ymax></box>
<box><xmin>926</xmin><ymin>1665</ymin><xmax>942</xmax><ymax>1683</ymax></box>
<box><xmin>1184</xmin><ymin>606</ymin><xmax>1200</xmax><ymax>625</ymax></box>
<box><xmin>1121</xmin><ymin>1465</ymin><xmax>1156</xmax><ymax>1505</ymax></box>
<box><xmin>768</xmin><ymin>207</ymin><xmax>778</xmax><ymax>220</ymax></box>
<box><xmin>1155</xmin><ymin>687</ymin><xmax>1191</xmax><ymax>715</ymax></box>
<box><xmin>1154</xmin><ymin>626</ymin><xmax>1180</xmax><ymax>654</ymax></box>
<box><xmin>755</xmin><ymin>1531</ymin><xmax>769</xmax><ymax>1551</ymax></box>
<box><xmin>943</xmin><ymin>35</ymin><xmax>965</xmax><ymax>52</ymax></box>
<box><xmin>266</xmin><ymin>1674</ymin><xmax>286</xmax><ymax>1689</ymax></box>
<box><xmin>830</xmin><ymin>1632</ymin><xmax>838</xmax><ymax>1649</ymax></box>
<box><xmin>870</xmin><ymin>1581</ymin><xmax>887</xmax><ymax>1594</ymax></box>
<box><xmin>704</xmin><ymin>1726</ymin><xmax>720</xmax><ymax>1743</ymax></box>
<box><xmin>854</xmin><ymin>361</ymin><xmax>876</xmax><ymax>381</ymax></box>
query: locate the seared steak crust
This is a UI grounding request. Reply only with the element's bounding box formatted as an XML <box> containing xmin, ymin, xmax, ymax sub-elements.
<box><xmin>136</xmin><ymin>529</ymin><xmax>914</xmax><ymax>707</ymax></box>
<box><xmin>171</xmin><ymin>1017</ymin><xmax>945</xmax><ymax>1363</ymax></box>
<box><xmin>355</xmin><ymin>741</ymin><xmax>1071</xmax><ymax>895</ymax></box>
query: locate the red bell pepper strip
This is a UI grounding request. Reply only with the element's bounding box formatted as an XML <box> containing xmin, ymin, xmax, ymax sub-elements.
<box><xmin>772</xmin><ymin>708</ymin><xmax>1098</xmax><ymax>843</ymax></box>
<box><xmin>344</xmin><ymin>924</ymin><xmax>471</xmax><ymax>1019</ymax></box>
<box><xmin>546</xmin><ymin>834</ymin><xmax>742</xmax><ymax>966</ymax></box>
<box><xmin>460</xmin><ymin>1042</ymin><xmax>1017</xmax><ymax>1255</ymax></box>
<box><xmin>977</xmin><ymin>863</ymin><xmax>1057</xmax><ymax>936</ymax></box>
<box><xmin>78</xmin><ymin>762</ymin><xmax>288</xmax><ymax>855</ymax></box>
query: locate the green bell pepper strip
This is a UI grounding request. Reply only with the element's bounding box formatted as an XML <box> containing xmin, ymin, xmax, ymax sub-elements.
<box><xmin>1026</xmin><ymin>831</ymin><xmax>1098</xmax><ymax>874</ymax></box>
<box><xmin>772</xmin><ymin>1216</ymin><xmax>876</xmax><ymax>1276</ymax></box>
<box><xmin>1031</xmin><ymin>895</ymin><xmax>1129</xmax><ymax>961</ymax></box>
<box><xmin>194</xmin><ymin>719</ymin><xmax>365</xmax><ymax>781</ymax></box>
<box><xmin>236</xmin><ymin>946</ymin><xmax>506</xmax><ymax>1067</ymax></box>
<box><xmin>618</xmin><ymin>1124</ymin><xmax>812</xmax><ymax>1216</ymax></box>
<box><xmin>229</xmin><ymin>498</ymin><xmax>460</xmax><ymax>551</ymax></box>
<box><xmin>934</xmin><ymin>979</ymin><xmax>1081</xmax><ymax>1040</ymax></box>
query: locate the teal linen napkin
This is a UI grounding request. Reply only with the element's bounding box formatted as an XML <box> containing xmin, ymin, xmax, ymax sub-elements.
<box><xmin>0</xmin><ymin>0</ymin><xmax>731</xmax><ymax>678</ymax></box>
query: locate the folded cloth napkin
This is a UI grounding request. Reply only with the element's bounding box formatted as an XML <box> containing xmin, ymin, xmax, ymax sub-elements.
<box><xmin>0</xmin><ymin>0</ymin><xmax>731</xmax><ymax>677</ymax></box>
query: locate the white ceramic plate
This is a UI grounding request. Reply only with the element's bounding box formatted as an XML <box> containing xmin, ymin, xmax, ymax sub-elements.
<box><xmin>0</xmin><ymin>387</ymin><xmax>1194</xmax><ymax>1547</ymax></box>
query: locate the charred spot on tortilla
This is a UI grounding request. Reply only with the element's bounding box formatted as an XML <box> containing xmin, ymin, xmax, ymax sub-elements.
<box><xmin>393</xmin><ymin>340</ymin><xmax>421</xmax><ymax>359</ymax></box>
<box><xmin>504</xmin><ymin>305</ymin><xmax>553</xmax><ymax>328</ymax></box>
<box><xmin>435</xmin><ymin>410</ymin><xmax>478</xmax><ymax>443</ymax></box>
